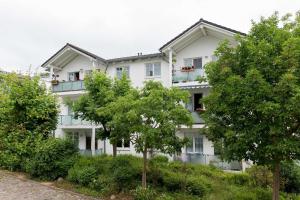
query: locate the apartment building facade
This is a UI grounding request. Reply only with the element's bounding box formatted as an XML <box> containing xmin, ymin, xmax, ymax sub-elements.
<box><xmin>42</xmin><ymin>19</ymin><xmax>245</xmax><ymax>170</ymax></box>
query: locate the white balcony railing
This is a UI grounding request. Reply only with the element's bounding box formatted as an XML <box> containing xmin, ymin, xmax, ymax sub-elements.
<box><xmin>52</xmin><ymin>80</ymin><xmax>85</xmax><ymax>92</ymax></box>
<box><xmin>172</xmin><ymin>69</ymin><xmax>205</xmax><ymax>84</ymax></box>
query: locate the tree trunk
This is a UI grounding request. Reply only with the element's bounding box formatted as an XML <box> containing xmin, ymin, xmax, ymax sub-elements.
<box><xmin>272</xmin><ymin>162</ymin><xmax>280</xmax><ymax>200</ymax></box>
<box><xmin>112</xmin><ymin>143</ymin><xmax>117</xmax><ymax>157</ymax></box>
<box><xmin>142</xmin><ymin>147</ymin><xmax>148</xmax><ymax>188</ymax></box>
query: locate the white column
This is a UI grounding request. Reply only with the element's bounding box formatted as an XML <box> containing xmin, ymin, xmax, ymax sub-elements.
<box><xmin>168</xmin><ymin>49</ymin><xmax>173</xmax><ymax>87</ymax></box>
<box><xmin>91</xmin><ymin>59</ymin><xmax>96</xmax><ymax>70</ymax></box>
<box><xmin>49</xmin><ymin>65</ymin><xmax>54</xmax><ymax>81</ymax></box>
<box><xmin>91</xmin><ymin>127</ymin><xmax>96</xmax><ymax>156</ymax></box>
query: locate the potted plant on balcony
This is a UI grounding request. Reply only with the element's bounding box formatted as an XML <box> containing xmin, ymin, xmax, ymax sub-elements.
<box><xmin>195</xmin><ymin>107</ymin><xmax>206</xmax><ymax>114</ymax></box>
<box><xmin>51</xmin><ymin>80</ymin><xmax>59</xmax><ymax>85</ymax></box>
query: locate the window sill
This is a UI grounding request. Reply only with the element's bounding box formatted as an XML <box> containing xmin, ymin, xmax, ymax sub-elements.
<box><xmin>145</xmin><ymin>76</ymin><xmax>161</xmax><ymax>79</ymax></box>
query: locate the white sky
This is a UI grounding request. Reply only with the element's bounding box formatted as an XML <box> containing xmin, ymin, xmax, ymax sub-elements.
<box><xmin>0</xmin><ymin>0</ymin><xmax>299</xmax><ymax>73</ymax></box>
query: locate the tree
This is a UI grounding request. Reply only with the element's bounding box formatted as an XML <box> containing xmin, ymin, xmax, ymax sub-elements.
<box><xmin>71</xmin><ymin>71</ymin><xmax>132</xmax><ymax>156</ymax></box>
<box><xmin>202</xmin><ymin>12</ymin><xmax>300</xmax><ymax>200</ymax></box>
<box><xmin>109</xmin><ymin>81</ymin><xmax>193</xmax><ymax>188</ymax></box>
<box><xmin>0</xmin><ymin>73</ymin><xmax>58</xmax><ymax>170</ymax></box>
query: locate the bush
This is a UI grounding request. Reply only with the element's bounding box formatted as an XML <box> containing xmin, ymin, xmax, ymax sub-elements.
<box><xmin>150</xmin><ymin>155</ymin><xmax>169</xmax><ymax>164</ymax></box>
<box><xmin>281</xmin><ymin>161</ymin><xmax>300</xmax><ymax>193</ymax></box>
<box><xmin>88</xmin><ymin>175</ymin><xmax>114</xmax><ymax>193</ymax></box>
<box><xmin>226</xmin><ymin>173</ymin><xmax>251</xmax><ymax>186</ymax></box>
<box><xmin>246</xmin><ymin>165</ymin><xmax>272</xmax><ymax>188</ymax></box>
<box><xmin>133</xmin><ymin>186</ymin><xmax>157</xmax><ymax>200</ymax></box>
<box><xmin>155</xmin><ymin>194</ymin><xmax>174</xmax><ymax>200</ymax></box>
<box><xmin>26</xmin><ymin>138</ymin><xmax>78</xmax><ymax>180</ymax></box>
<box><xmin>110</xmin><ymin>155</ymin><xmax>141</xmax><ymax>191</ymax></box>
<box><xmin>186</xmin><ymin>177</ymin><xmax>209</xmax><ymax>196</ymax></box>
<box><xmin>68</xmin><ymin>166</ymin><xmax>97</xmax><ymax>186</ymax></box>
<box><xmin>162</xmin><ymin>172</ymin><xmax>185</xmax><ymax>192</ymax></box>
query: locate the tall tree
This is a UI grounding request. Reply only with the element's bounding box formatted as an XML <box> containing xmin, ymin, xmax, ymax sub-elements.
<box><xmin>71</xmin><ymin>71</ymin><xmax>131</xmax><ymax>156</ymax></box>
<box><xmin>0</xmin><ymin>73</ymin><xmax>58</xmax><ymax>170</ymax></box>
<box><xmin>109</xmin><ymin>81</ymin><xmax>193</xmax><ymax>188</ymax></box>
<box><xmin>202</xmin><ymin>12</ymin><xmax>300</xmax><ymax>200</ymax></box>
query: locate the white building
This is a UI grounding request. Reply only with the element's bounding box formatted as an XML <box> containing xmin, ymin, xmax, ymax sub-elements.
<box><xmin>41</xmin><ymin>19</ymin><xmax>245</xmax><ymax>170</ymax></box>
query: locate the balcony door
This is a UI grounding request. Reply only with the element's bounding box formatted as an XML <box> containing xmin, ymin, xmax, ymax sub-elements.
<box><xmin>68</xmin><ymin>72</ymin><xmax>80</xmax><ymax>81</ymax></box>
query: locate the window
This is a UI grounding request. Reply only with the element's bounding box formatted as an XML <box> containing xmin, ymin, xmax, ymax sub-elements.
<box><xmin>211</xmin><ymin>55</ymin><xmax>218</xmax><ymax>62</ymax></box>
<box><xmin>187</xmin><ymin>135</ymin><xmax>203</xmax><ymax>153</ymax></box>
<box><xmin>68</xmin><ymin>72</ymin><xmax>80</xmax><ymax>81</ymax></box>
<box><xmin>145</xmin><ymin>62</ymin><xmax>161</xmax><ymax>77</ymax></box>
<box><xmin>117</xmin><ymin>139</ymin><xmax>130</xmax><ymax>148</ymax></box>
<box><xmin>116</xmin><ymin>66</ymin><xmax>130</xmax><ymax>79</ymax></box>
<box><xmin>184</xmin><ymin>58</ymin><xmax>202</xmax><ymax>69</ymax></box>
<box><xmin>194</xmin><ymin>93</ymin><xmax>203</xmax><ymax>111</ymax></box>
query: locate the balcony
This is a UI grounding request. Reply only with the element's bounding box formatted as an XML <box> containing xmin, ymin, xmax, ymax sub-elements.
<box><xmin>52</xmin><ymin>80</ymin><xmax>85</xmax><ymax>92</ymax></box>
<box><xmin>58</xmin><ymin>115</ymin><xmax>92</xmax><ymax>126</ymax></box>
<box><xmin>186</xmin><ymin>103</ymin><xmax>204</xmax><ymax>124</ymax></box>
<box><xmin>172</xmin><ymin>68</ymin><xmax>205</xmax><ymax>84</ymax></box>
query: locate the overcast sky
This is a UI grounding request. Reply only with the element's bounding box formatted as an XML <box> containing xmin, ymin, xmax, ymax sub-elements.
<box><xmin>0</xmin><ymin>0</ymin><xmax>299</xmax><ymax>73</ymax></box>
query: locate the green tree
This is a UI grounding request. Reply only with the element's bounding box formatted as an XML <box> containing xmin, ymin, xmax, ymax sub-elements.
<box><xmin>109</xmin><ymin>81</ymin><xmax>193</xmax><ymax>188</ymax></box>
<box><xmin>202</xmin><ymin>12</ymin><xmax>300</xmax><ymax>200</ymax></box>
<box><xmin>71</xmin><ymin>71</ymin><xmax>132</xmax><ymax>156</ymax></box>
<box><xmin>0</xmin><ymin>73</ymin><xmax>58</xmax><ymax>170</ymax></box>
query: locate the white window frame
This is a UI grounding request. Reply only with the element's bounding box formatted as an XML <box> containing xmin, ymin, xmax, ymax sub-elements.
<box><xmin>116</xmin><ymin>66</ymin><xmax>130</xmax><ymax>79</ymax></box>
<box><xmin>186</xmin><ymin>135</ymin><xmax>203</xmax><ymax>154</ymax></box>
<box><xmin>117</xmin><ymin>139</ymin><xmax>130</xmax><ymax>149</ymax></box>
<box><xmin>183</xmin><ymin>57</ymin><xmax>202</xmax><ymax>69</ymax></box>
<box><xmin>145</xmin><ymin>62</ymin><xmax>161</xmax><ymax>78</ymax></box>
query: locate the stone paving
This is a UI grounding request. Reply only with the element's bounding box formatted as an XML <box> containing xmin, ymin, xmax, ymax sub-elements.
<box><xmin>0</xmin><ymin>170</ymin><xmax>100</xmax><ymax>200</ymax></box>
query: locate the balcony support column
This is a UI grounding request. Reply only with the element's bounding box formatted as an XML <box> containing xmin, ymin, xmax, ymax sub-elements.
<box><xmin>91</xmin><ymin>127</ymin><xmax>96</xmax><ymax>156</ymax></box>
<box><xmin>168</xmin><ymin>48</ymin><xmax>173</xmax><ymax>87</ymax></box>
<box><xmin>49</xmin><ymin>65</ymin><xmax>54</xmax><ymax>81</ymax></box>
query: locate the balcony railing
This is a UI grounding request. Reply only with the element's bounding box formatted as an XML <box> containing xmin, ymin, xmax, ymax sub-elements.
<box><xmin>52</xmin><ymin>80</ymin><xmax>85</xmax><ymax>92</ymax></box>
<box><xmin>172</xmin><ymin>69</ymin><xmax>205</xmax><ymax>83</ymax></box>
<box><xmin>186</xmin><ymin>103</ymin><xmax>205</xmax><ymax>124</ymax></box>
<box><xmin>174</xmin><ymin>153</ymin><xmax>242</xmax><ymax>171</ymax></box>
<box><xmin>79</xmin><ymin>149</ymin><xmax>103</xmax><ymax>156</ymax></box>
<box><xmin>58</xmin><ymin>115</ymin><xmax>91</xmax><ymax>126</ymax></box>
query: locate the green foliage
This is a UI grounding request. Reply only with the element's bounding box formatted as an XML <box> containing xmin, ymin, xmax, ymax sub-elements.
<box><xmin>203</xmin><ymin>12</ymin><xmax>300</xmax><ymax>166</ymax></box>
<box><xmin>281</xmin><ymin>161</ymin><xmax>300</xmax><ymax>193</ymax></box>
<box><xmin>109</xmin><ymin>80</ymin><xmax>193</xmax><ymax>187</ymax></box>
<box><xmin>110</xmin><ymin>155</ymin><xmax>142</xmax><ymax>191</ymax></box>
<box><xmin>0</xmin><ymin>74</ymin><xmax>58</xmax><ymax>171</ymax></box>
<box><xmin>133</xmin><ymin>186</ymin><xmax>157</xmax><ymax>200</ymax></box>
<box><xmin>26</xmin><ymin>138</ymin><xmax>78</xmax><ymax>180</ymax></box>
<box><xmin>71</xmin><ymin>71</ymin><xmax>132</xmax><ymax>153</ymax></box>
<box><xmin>68</xmin><ymin>166</ymin><xmax>98</xmax><ymax>186</ymax></box>
<box><xmin>155</xmin><ymin>194</ymin><xmax>175</xmax><ymax>200</ymax></box>
<box><xmin>226</xmin><ymin>173</ymin><xmax>251</xmax><ymax>186</ymax></box>
<box><xmin>246</xmin><ymin>165</ymin><xmax>273</xmax><ymax>188</ymax></box>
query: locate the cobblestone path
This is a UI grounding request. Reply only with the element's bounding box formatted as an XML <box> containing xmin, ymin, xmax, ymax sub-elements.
<box><xmin>0</xmin><ymin>170</ymin><xmax>100</xmax><ymax>200</ymax></box>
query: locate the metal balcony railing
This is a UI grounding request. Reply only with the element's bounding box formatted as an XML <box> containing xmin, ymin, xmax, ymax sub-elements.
<box><xmin>52</xmin><ymin>80</ymin><xmax>85</xmax><ymax>92</ymax></box>
<box><xmin>58</xmin><ymin>115</ymin><xmax>91</xmax><ymax>126</ymax></box>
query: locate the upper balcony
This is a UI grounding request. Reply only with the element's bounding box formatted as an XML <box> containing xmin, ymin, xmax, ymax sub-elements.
<box><xmin>52</xmin><ymin>80</ymin><xmax>85</xmax><ymax>92</ymax></box>
<box><xmin>172</xmin><ymin>68</ymin><xmax>205</xmax><ymax>86</ymax></box>
<box><xmin>58</xmin><ymin>115</ymin><xmax>91</xmax><ymax>126</ymax></box>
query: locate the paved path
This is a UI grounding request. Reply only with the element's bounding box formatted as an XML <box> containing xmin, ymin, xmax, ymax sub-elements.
<box><xmin>0</xmin><ymin>170</ymin><xmax>100</xmax><ymax>200</ymax></box>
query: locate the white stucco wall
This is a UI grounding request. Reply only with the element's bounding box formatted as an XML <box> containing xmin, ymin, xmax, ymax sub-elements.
<box><xmin>106</xmin><ymin>58</ymin><xmax>170</xmax><ymax>88</ymax></box>
<box><xmin>174</xmin><ymin>35</ymin><xmax>222</xmax><ymax>71</ymax></box>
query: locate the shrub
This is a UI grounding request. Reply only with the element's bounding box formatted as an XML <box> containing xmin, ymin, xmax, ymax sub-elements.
<box><xmin>26</xmin><ymin>138</ymin><xmax>78</xmax><ymax>180</ymax></box>
<box><xmin>155</xmin><ymin>194</ymin><xmax>174</xmax><ymax>200</ymax></box>
<box><xmin>186</xmin><ymin>177</ymin><xmax>210</xmax><ymax>196</ymax></box>
<box><xmin>246</xmin><ymin>165</ymin><xmax>273</xmax><ymax>188</ymax></box>
<box><xmin>150</xmin><ymin>155</ymin><xmax>169</xmax><ymax>164</ymax></box>
<box><xmin>68</xmin><ymin>166</ymin><xmax>97</xmax><ymax>186</ymax></box>
<box><xmin>280</xmin><ymin>161</ymin><xmax>300</xmax><ymax>193</ymax></box>
<box><xmin>88</xmin><ymin>175</ymin><xmax>114</xmax><ymax>193</ymax></box>
<box><xmin>110</xmin><ymin>155</ymin><xmax>141</xmax><ymax>191</ymax></box>
<box><xmin>226</xmin><ymin>173</ymin><xmax>251</xmax><ymax>186</ymax></box>
<box><xmin>162</xmin><ymin>172</ymin><xmax>185</xmax><ymax>192</ymax></box>
<box><xmin>133</xmin><ymin>186</ymin><xmax>157</xmax><ymax>200</ymax></box>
